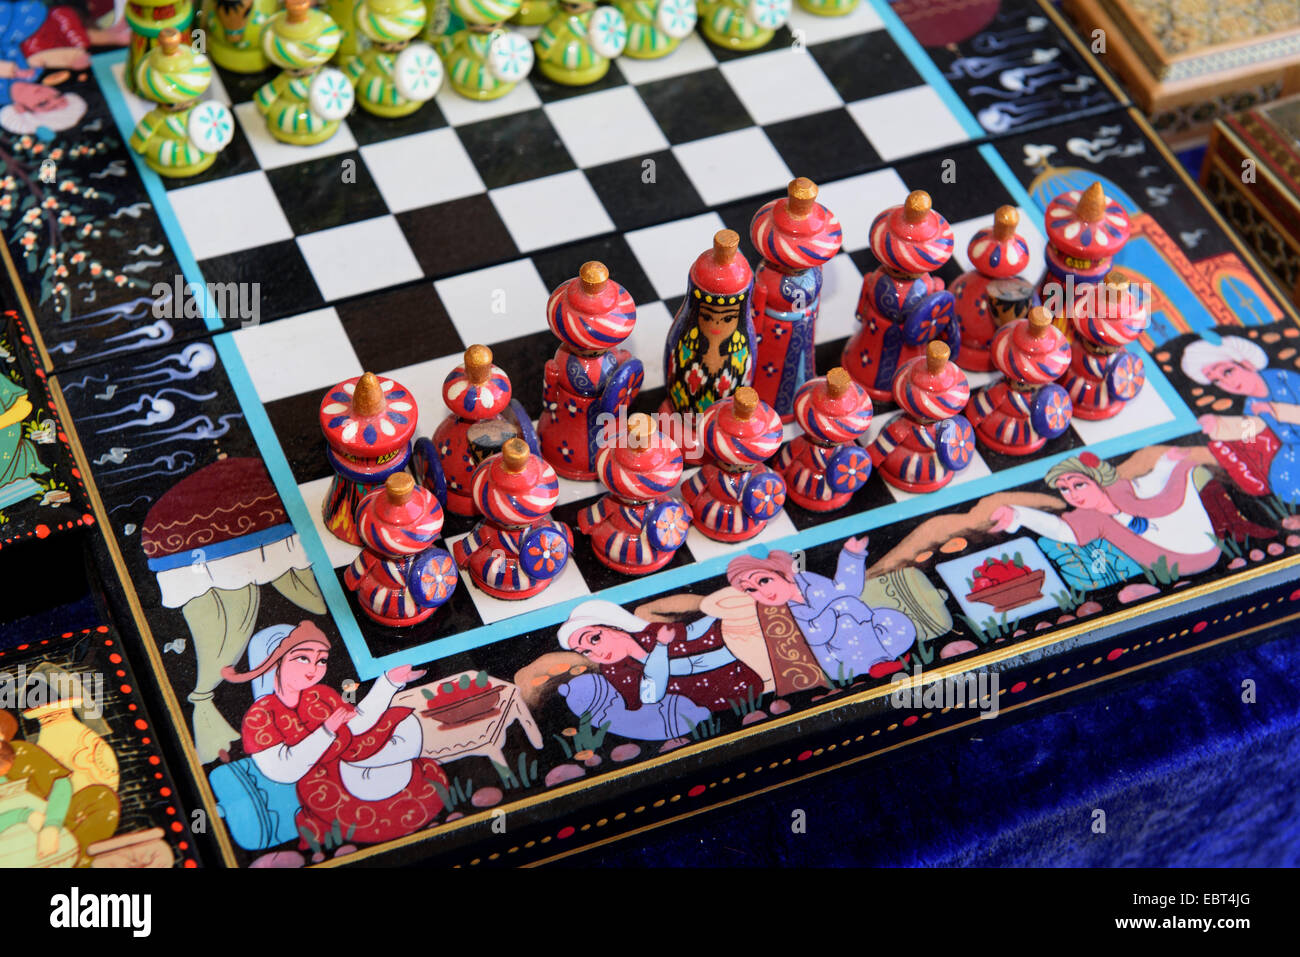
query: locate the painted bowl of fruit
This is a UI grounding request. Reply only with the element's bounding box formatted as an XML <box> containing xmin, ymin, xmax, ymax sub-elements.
<box><xmin>965</xmin><ymin>554</ymin><xmax>1045</xmax><ymax>613</ymax></box>
<box><xmin>419</xmin><ymin>672</ymin><xmax>505</xmax><ymax>727</ymax></box>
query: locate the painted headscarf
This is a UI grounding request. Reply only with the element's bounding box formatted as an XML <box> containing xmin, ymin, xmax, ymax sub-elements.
<box><xmin>557</xmin><ymin>600</ymin><xmax>651</xmax><ymax>650</ymax></box>
<box><xmin>1180</xmin><ymin>335</ymin><xmax>1267</xmax><ymax>386</ymax></box>
<box><xmin>725</xmin><ymin>551</ymin><xmax>797</xmax><ymax>588</ymax></box>
<box><xmin>1044</xmin><ymin>451</ymin><xmax>1117</xmax><ymax>489</ymax></box>
<box><xmin>220</xmin><ymin>620</ymin><xmax>331</xmax><ymax>685</ymax></box>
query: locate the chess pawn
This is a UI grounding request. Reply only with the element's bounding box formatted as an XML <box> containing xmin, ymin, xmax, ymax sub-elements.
<box><xmin>966</xmin><ymin>307</ymin><xmax>1073</xmax><ymax>456</ymax></box>
<box><xmin>749</xmin><ymin>177</ymin><xmax>843</xmax><ymax>422</ymax></box>
<box><xmin>344</xmin><ymin>0</ymin><xmax>444</xmax><ymax>116</ymax></box>
<box><xmin>452</xmin><ymin>438</ymin><xmax>574</xmax><ymax>600</ymax></box>
<box><xmin>125</xmin><ymin>0</ymin><xmax>196</xmax><ymax>94</ymax></box>
<box><xmin>206</xmin><ymin>0</ymin><xmax>278</xmax><ymax>72</ymax></box>
<box><xmin>868</xmin><ymin>341</ymin><xmax>975</xmax><ymax>494</ymax></box>
<box><xmin>129</xmin><ymin>28</ymin><xmax>235</xmax><ymax>178</ymax></box>
<box><xmin>1059</xmin><ymin>272</ymin><xmax>1149</xmax><ymax>421</ymax></box>
<box><xmin>1037</xmin><ymin>181</ymin><xmax>1132</xmax><ymax>325</ymax></box>
<box><xmin>255</xmin><ymin>0</ymin><xmax>354</xmax><ymax>147</ymax></box>
<box><xmin>682</xmin><ymin>386</ymin><xmax>786</xmax><ymax>542</ymax></box>
<box><xmin>951</xmin><ymin>206</ymin><xmax>1033</xmax><ymax>373</ymax></box>
<box><xmin>617</xmin><ymin>0</ymin><xmax>698</xmax><ymax>59</ymax></box>
<box><xmin>539</xmin><ymin>261</ymin><xmax>641</xmax><ymax>481</ymax></box>
<box><xmin>345</xmin><ymin>473</ymin><xmax>459</xmax><ymax>626</ymax></box>
<box><xmin>430</xmin><ymin>344</ymin><xmax>538</xmax><ymax>517</ymax></box>
<box><xmin>535</xmin><ymin>0</ymin><xmax>628</xmax><ymax>86</ymax></box>
<box><xmin>320</xmin><ymin>371</ymin><xmax>419</xmax><ymax>544</ymax></box>
<box><xmin>777</xmin><ymin>367</ymin><xmax>873</xmax><ymax>512</ymax></box>
<box><xmin>697</xmin><ymin>0</ymin><xmax>790</xmax><ymax>51</ymax></box>
<box><xmin>437</xmin><ymin>0</ymin><xmax>535</xmax><ymax>101</ymax></box>
<box><xmin>513</xmin><ymin>0</ymin><xmax>557</xmax><ymax>25</ymax></box>
<box><xmin>796</xmin><ymin>0</ymin><xmax>855</xmax><ymax>15</ymax></box>
<box><xmin>663</xmin><ymin>229</ymin><xmax>758</xmax><ymax>464</ymax></box>
<box><xmin>579</xmin><ymin>413</ymin><xmax>691</xmax><ymax>575</ymax></box>
<box><xmin>842</xmin><ymin>190</ymin><xmax>959</xmax><ymax>407</ymax></box>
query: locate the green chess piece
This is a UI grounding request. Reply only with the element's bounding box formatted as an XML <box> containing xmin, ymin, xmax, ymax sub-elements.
<box><xmin>255</xmin><ymin>0</ymin><xmax>354</xmax><ymax>146</ymax></box>
<box><xmin>697</xmin><ymin>0</ymin><xmax>790</xmax><ymax>51</ymax></box>
<box><xmin>325</xmin><ymin>0</ymin><xmax>366</xmax><ymax>61</ymax></box>
<box><xmin>511</xmin><ymin>0</ymin><xmax>556</xmax><ymax>25</ymax></box>
<box><xmin>796</xmin><ymin>0</ymin><xmax>857</xmax><ymax>14</ymax></box>
<box><xmin>125</xmin><ymin>0</ymin><xmax>196</xmax><ymax>94</ymax></box>
<box><xmin>616</xmin><ymin>0</ymin><xmax>696</xmax><ymax>59</ymax></box>
<box><xmin>345</xmin><ymin>0</ymin><xmax>444</xmax><ymax>116</ymax></box>
<box><xmin>534</xmin><ymin>0</ymin><xmax>627</xmax><ymax>86</ymax></box>
<box><xmin>438</xmin><ymin>0</ymin><xmax>534</xmax><ymax>101</ymax></box>
<box><xmin>205</xmin><ymin>0</ymin><xmax>278</xmax><ymax>72</ymax></box>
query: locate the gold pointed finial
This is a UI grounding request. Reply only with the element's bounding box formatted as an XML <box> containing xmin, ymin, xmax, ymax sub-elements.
<box><xmin>159</xmin><ymin>27</ymin><xmax>181</xmax><ymax>55</ymax></box>
<box><xmin>733</xmin><ymin>387</ymin><xmax>758</xmax><ymax>420</ymax></box>
<box><xmin>1076</xmin><ymin>182</ymin><xmax>1107</xmax><ymax>222</ymax></box>
<box><xmin>464</xmin><ymin>344</ymin><xmax>493</xmax><ymax>385</ymax></box>
<box><xmin>1027</xmin><ymin>306</ymin><xmax>1053</xmax><ymax>338</ymax></box>
<box><xmin>1104</xmin><ymin>269</ymin><xmax>1129</xmax><ymax>290</ymax></box>
<box><xmin>285</xmin><ymin>0</ymin><xmax>310</xmax><ymax>22</ymax></box>
<box><xmin>352</xmin><ymin>372</ymin><xmax>385</xmax><ymax>417</ymax></box>
<box><xmin>926</xmin><ymin>340</ymin><xmax>950</xmax><ymax>374</ymax></box>
<box><xmin>579</xmin><ymin>261</ymin><xmax>608</xmax><ymax>296</ymax></box>
<box><xmin>993</xmin><ymin>205</ymin><xmax>1019</xmax><ymax>241</ymax></box>
<box><xmin>385</xmin><ymin>471</ymin><xmax>414</xmax><ymax>506</ymax></box>
<box><xmin>826</xmin><ymin>367</ymin><xmax>851</xmax><ymax>398</ymax></box>
<box><xmin>787</xmin><ymin>177</ymin><xmax>818</xmax><ymax>219</ymax></box>
<box><xmin>627</xmin><ymin>413</ymin><xmax>655</xmax><ymax>450</ymax></box>
<box><xmin>712</xmin><ymin>230</ymin><xmax>740</xmax><ymax>266</ymax></box>
<box><xmin>502</xmin><ymin>437</ymin><xmax>530</xmax><ymax>473</ymax></box>
<box><xmin>903</xmin><ymin>190</ymin><xmax>932</xmax><ymax>225</ymax></box>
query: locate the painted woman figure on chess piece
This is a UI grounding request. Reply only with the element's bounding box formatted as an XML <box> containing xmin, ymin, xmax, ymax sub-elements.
<box><xmin>1037</xmin><ymin>181</ymin><xmax>1131</xmax><ymax>324</ymax></box>
<box><xmin>344</xmin><ymin>0</ymin><xmax>443</xmax><ymax>116</ymax></box>
<box><xmin>453</xmin><ymin>438</ymin><xmax>573</xmax><ymax>600</ymax></box>
<box><xmin>534</xmin><ymin>0</ymin><xmax>627</xmax><ymax>86</ymax></box>
<box><xmin>682</xmin><ymin>386</ymin><xmax>786</xmax><ymax>543</ymax></box>
<box><xmin>205</xmin><ymin>0</ymin><xmax>277</xmax><ymax>72</ymax></box>
<box><xmin>868</xmin><ymin>341</ymin><xmax>975</xmax><ymax>494</ymax></box>
<box><xmin>842</xmin><ymin>190</ymin><xmax>960</xmax><ymax>407</ymax></box>
<box><xmin>966</xmin><ymin>307</ymin><xmax>1073</xmax><ymax>457</ymax></box>
<box><xmin>539</xmin><ymin>261</ymin><xmax>641</xmax><ymax>481</ymax></box>
<box><xmin>435</xmin><ymin>0</ymin><xmax>534</xmax><ymax>101</ymax></box>
<box><xmin>1060</xmin><ymin>272</ymin><xmax>1148</xmax><ymax>420</ymax></box>
<box><xmin>616</xmin><ymin>0</ymin><xmax>696</xmax><ymax>58</ymax></box>
<box><xmin>777</xmin><ymin>367</ymin><xmax>873</xmax><ymax>512</ymax></box>
<box><xmin>579</xmin><ymin>413</ymin><xmax>690</xmax><ymax>575</ymax></box>
<box><xmin>750</xmin><ymin>177</ymin><xmax>843</xmax><ymax>421</ymax></box>
<box><xmin>951</xmin><ymin>205</ymin><xmax>1034</xmax><ymax>373</ymax></box>
<box><xmin>344</xmin><ymin>473</ymin><xmax>459</xmax><ymax>626</ymax></box>
<box><xmin>697</xmin><ymin>0</ymin><xmax>789</xmax><ymax>51</ymax></box>
<box><xmin>255</xmin><ymin>0</ymin><xmax>353</xmax><ymax>147</ymax></box>
<box><xmin>129</xmin><ymin>28</ymin><xmax>235</xmax><ymax>178</ymax></box>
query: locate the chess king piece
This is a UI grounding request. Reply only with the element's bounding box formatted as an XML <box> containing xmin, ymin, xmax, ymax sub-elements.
<box><xmin>951</xmin><ymin>205</ymin><xmax>1034</xmax><ymax>373</ymax></box>
<box><xmin>1037</xmin><ymin>181</ymin><xmax>1132</xmax><ymax>325</ymax></box>
<box><xmin>796</xmin><ymin>0</ymin><xmax>855</xmax><ymax>14</ymax></box>
<box><xmin>778</xmin><ymin>367</ymin><xmax>874</xmax><ymax>512</ymax></box>
<box><xmin>255</xmin><ymin>0</ymin><xmax>354</xmax><ymax>146</ymax></box>
<box><xmin>697</xmin><ymin>0</ymin><xmax>790</xmax><ymax>51</ymax></box>
<box><xmin>868</xmin><ymin>341</ymin><xmax>975</xmax><ymax>494</ymax></box>
<box><xmin>1059</xmin><ymin>272</ymin><xmax>1148</xmax><ymax>421</ymax></box>
<box><xmin>452</xmin><ymin>438</ymin><xmax>573</xmax><ymax>600</ymax></box>
<box><xmin>966</xmin><ymin>307</ymin><xmax>1073</xmax><ymax>456</ymax></box>
<box><xmin>125</xmin><ymin>0</ymin><xmax>195</xmax><ymax>94</ymax></box>
<box><xmin>345</xmin><ymin>473</ymin><xmax>459</xmax><ymax>626</ymax></box>
<box><xmin>682</xmin><ymin>386</ymin><xmax>786</xmax><ymax>542</ymax></box>
<box><xmin>617</xmin><ymin>0</ymin><xmax>698</xmax><ymax>58</ymax></box>
<box><xmin>344</xmin><ymin>0</ymin><xmax>444</xmax><ymax>116</ymax></box>
<box><xmin>842</xmin><ymin>190</ymin><xmax>959</xmax><ymax>407</ymax></box>
<box><xmin>534</xmin><ymin>0</ymin><xmax>628</xmax><ymax>86</ymax></box>
<box><xmin>539</xmin><ymin>261</ymin><xmax>641</xmax><ymax>481</ymax></box>
<box><xmin>320</xmin><ymin>371</ymin><xmax>419</xmax><ymax>545</ymax></box>
<box><xmin>206</xmin><ymin>0</ymin><xmax>278</xmax><ymax>73</ymax></box>
<box><xmin>579</xmin><ymin>413</ymin><xmax>691</xmax><ymax>575</ymax></box>
<box><xmin>431</xmin><ymin>344</ymin><xmax>538</xmax><ymax>517</ymax></box>
<box><xmin>663</xmin><ymin>229</ymin><xmax>758</xmax><ymax>463</ymax></box>
<box><xmin>749</xmin><ymin>176</ymin><xmax>843</xmax><ymax>421</ymax></box>
<box><xmin>436</xmin><ymin>0</ymin><xmax>535</xmax><ymax>100</ymax></box>
<box><xmin>129</xmin><ymin>28</ymin><xmax>236</xmax><ymax>178</ymax></box>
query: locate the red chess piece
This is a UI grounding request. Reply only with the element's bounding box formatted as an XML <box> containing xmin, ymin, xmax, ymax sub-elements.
<box><xmin>967</xmin><ymin>307</ymin><xmax>1073</xmax><ymax>456</ymax></box>
<box><xmin>320</xmin><ymin>371</ymin><xmax>418</xmax><ymax>545</ymax></box>
<box><xmin>1060</xmin><ymin>272</ymin><xmax>1149</xmax><ymax>421</ymax></box>
<box><xmin>1036</xmin><ymin>181</ymin><xmax>1132</xmax><ymax>324</ymax></box>
<box><xmin>778</xmin><ymin>367</ymin><xmax>874</xmax><ymax>512</ymax></box>
<box><xmin>538</xmin><ymin>261</ymin><xmax>641</xmax><ymax>481</ymax></box>
<box><xmin>868</xmin><ymin>341</ymin><xmax>975</xmax><ymax>493</ymax></box>
<box><xmin>682</xmin><ymin>386</ymin><xmax>786</xmax><ymax>542</ymax></box>
<box><xmin>842</xmin><ymin>190</ymin><xmax>959</xmax><ymax>406</ymax></box>
<box><xmin>452</xmin><ymin>438</ymin><xmax>573</xmax><ymax>600</ymax></box>
<box><xmin>578</xmin><ymin>413</ymin><xmax>691</xmax><ymax>575</ymax></box>
<box><xmin>951</xmin><ymin>205</ymin><xmax>1034</xmax><ymax>373</ymax></box>
<box><xmin>344</xmin><ymin>473</ymin><xmax>458</xmax><ymax>627</ymax></box>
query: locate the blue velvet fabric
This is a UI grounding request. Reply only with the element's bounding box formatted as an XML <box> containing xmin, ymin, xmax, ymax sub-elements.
<box><xmin>575</xmin><ymin>625</ymin><xmax>1300</xmax><ymax>867</ymax></box>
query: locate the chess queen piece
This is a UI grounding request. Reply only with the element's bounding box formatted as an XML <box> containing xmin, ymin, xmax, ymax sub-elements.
<box><xmin>842</xmin><ymin>190</ymin><xmax>959</xmax><ymax>407</ymax></box>
<box><xmin>320</xmin><ymin>372</ymin><xmax>418</xmax><ymax>545</ymax></box>
<box><xmin>617</xmin><ymin>0</ymin><xmax>697</xmax><ymax>58</ymax></box>
<box><xmin>749</xmin><ymin>177</ymin><xmax>843</xmax><ymax>422</ymax></box>
<box><xmin>778</xmin><ymin>367</ymin><xmax>873</xmax><ymax>512</ymax></box>
<box><xmin>129</xmin><ymin>28</ymin><xmax>236</xmax><ymax>179</ymax></box>
<box><xmin>1059</xmin><ymin>272</ymin><xmax>1148</xmax><ymax>421</ymax></box>
<box><xmin>966</xmin><ymin>307</ymin><xmax>1073</xmax><ymax>456</ymax></box>
<box><xmin>868</xmin><ymin>341</ymin><xmax>975</xmax><ymax>494</ymax></box>
<box><xmin>430</xmin><ymin>344</ymin><xmax>538</xmax><ymax>517</ymax></box>
<box><xmin>344</xmin><ymin>0</ymin><xmax>444</xmax><ymax>116</ymax></box>
<box><xmin>1037</xmin><ymin>182</ymin><xmax>1131</xmax><ymax>325</ymax></box>
<box><xmin>682</xmin><ymin>386</ymin><xmax>786</xmax><ymax>543</ymax></box>
<box><xmin>206</xmin><ymin>0</ymin><xmax>278</xmax><ymax>73</ymax></box>
<box><xmin>663</xmin><ymin>229</ymin><xmax>758</xmax><ymax>464</ymax></box>
<box><xmin>255</xmin><ymin>0</ymin><xmax>354</xmax><ymax>146</ymax></box>
<box><xmin>534</xmin><ymin>0</ymin><xmax>628</xmax><ymax>86</ymax></box>
<box><xmin>345</xmin><ymin>473</ymin><xmax>459</xmax><ymax>627</ymax></box>
<box><xmin>437</xmin><ymin>0</ymin><xmax>535</xmax><ymax>101</ymax></box>
<box><xmin>951</xmin><ymin>206</ymin><xmax>1034</xmax><ymax>373</ymax></box>
<box><xmin>125</xmin><ymin>0</ymin><xmax>195</xmax><ymax>94</ymax></box>
<box><xmin>698</xmin><ymin>0</ymin><xmax>790</xmax><ymax>50</ymax></box>
<box><xmin>539</xmin><ymin>261</ymin><xmax>642</xmax><ymax>481</ymax></box>
<box><xmin>579</xmin><ymin>413</ymin><xmax>691</xmax><ymax>575</ymax></box>
<box><xmin>452</xmin><ymin>438</ymin><xmax>573</xmax><ymax>600</ymax></box>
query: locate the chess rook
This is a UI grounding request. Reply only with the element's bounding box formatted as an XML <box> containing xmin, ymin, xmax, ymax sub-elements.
<box><xmin>778</xmin><ymin>367</ymin><xmax>874</xmax><ymax>512</ymax></box>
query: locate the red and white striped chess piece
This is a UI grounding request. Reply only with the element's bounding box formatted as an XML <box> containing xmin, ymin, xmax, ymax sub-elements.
<box><xmin>951</xmin><ymin>205</ymin><xmax>1034</xmax><ymax>373</ymax></box>
<box><xmin>777</xmin><ymin>367</ymin><xmax>874</xmax><ymax>512</ymax></box>
<box><xmin>1060</xmin><ymin>272</ymin><xmax>1149</xmax><ymax>420</ymax></box>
